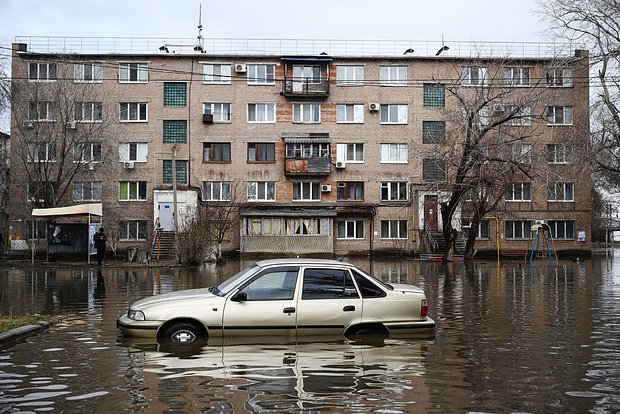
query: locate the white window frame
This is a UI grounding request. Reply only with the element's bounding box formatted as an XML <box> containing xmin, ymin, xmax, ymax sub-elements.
<box><xmin>381</xmin><ymin>181</ymin><xmax>408</xmax><ymax>201</ymax></box>
<box><xmin>119</xmin><ymin>102</ymin><xmax>148</xmax><ymax>122</ymax></box>
<box><xmin>118</xmin><ymin>62</ymin><xmax>148</xmax><ymax>83</ymax></box>
<box><xmin>120</xmin><ymin>220</ymin><xmax>148</xmax><ymax>240</ymax></box>
<box><xmin>203</xmin><ymin>63</ymin><xmax>232</xmax><ymax>84</ymax></box>
<box><xmin>29</xmin><ymin>62</ymin><xmax>57</xmax><ymax>81</ymax></box>
<box><xmin>28</xmin><ymin>101</ymin><xmax>57</xmax><ymax>121</ymax></box>
<box><xmin>505</xmin><ymin>220</ymin><xmax>533</xmax><ymax>240</ymax></box>
<box><xmin>119</xmin><ymin>142</ymin><xmax>148</xmax><ymax>162</ymax></box>
<box><xmin>73</xmin><ymin>181</ymin><xmax>102</xmax><ymax>202</ymax></box>
<box><xmin>119</xmin><ymin>181</ymin><xmax>147</xmax><ymax>201</ymax></box>
<box><xmin>380</xmin><ymin>66</ymin><xmax>407</xmax><ymax>86</ymax></box>
<box><xmin>380</xmin><ymin>220</ymin><xmax>408</xmax><ymax>239</ymax></box>
<box><xmin>506</xmin><ymin>182</ymin><xmax>532</xmax><ymax>202</ymax></box>
<box><xmin>204</xmin><ymin>102</ymin><xmax>232</xmax><ymax>123</ymax></box>
<box><xmin>336</xmin><ymin>143</ymin><xmax>364</xmax><ymax>163</ymax></box>
<box><xmin>27</xmin><ymin>142</ymin><xmax>56</xmax><ymax>162</ymax></box>
<box><xmin>461</xmin><ymin>66</ymin><xmax>488</xmax><ymax>86</ymax></box>
<box><xmin>247</xmin><ymin>64</ymin><xmax>276</xmax><ymax>85</ymax></box>
<box><xmin>247</xmin><ymin>103</ymin><xmax>276</xmax><ymax>123</ymax></box>
<box><xmin>547</xmin><ymin>144</ymin><xmax>572</xmax><ymax>164</ymax></box>
<box><xmin>547</xmin><ymin>181</ymin><xmax>574</xmax><ymax>202</ymax></box>
<box><xmin>74</xmin><ymin>62</ymin><xmax>103</xmax><ymax>83</ymax></box>
<box><xmin>202</xmin><ymin>181</ymin><xmax>232</xmax><ymax>201</ymax></box>
<box><xmin>462</xmin><ymin>219</ymin><xmax>491</xmax><ymax>240</ymax></box>
<box><xmin>547</xmin><ymin>68</ymin><xmax>573</xmax><ymax>87</ymax></box>
<box><xmin>380</xmin><ymin>104</ymin><xmax>408</xmax><ymax>124</ymax></box>
<box><xmin>505</xmin><ymin>105</ymin><xmax>532</xmax><ymax>126</ymax></box>
<box><xmin>293</xmin><ymin>181</ymin><xmax>320</xmax><ymax>201</ymax></box>
<box><xmin>510</xmin><ymin>144</ymin><xmax>532</xmax><ymax>164</ymax></box>
<box><xmin>74</xmin><ymin>142</ymin><xmax>102</xmax><ymax>163</ymax></box>
<box><xmin>503</xmin><ymin>67</ymin><xmax>530</xmax><ymax>86</ymax></box>
<box><xmin>548</xmin><ymin>220</ymin><xmax>575</xmax><ymax>239</ymax></box>
<box><xmin>293</xmin><ymin>103</ymin><xmax>321</xmax><ymax>123</ymax></box>
<box><xmin>247</xmin><ymin>181</ymin><xmax>276</xmax><ymax>201</ymax></box>
<box><xmin>380</xmin><ymin>143</ymin><xmax>408</xmax><ymax>163</ymax></box>
<box><xmin>547</xmin><ymin>106</ymin><xmax>573</xmax><ymax>125</ymax></box>
<box><xmin>337</xmin><ymin>220</ymin><xmax>364</xmax><ymax>239</ymax></box>
<box><xmin>336</xmin><ymin>65</ymin><xmax>364</xmax><ymax>86</ymax></box>
<box><xmin>336</xmin><ymin>104</ymin><xmax>364</xmax><ymax>123</ymax></box>
<box><xmin>74</xmin><ymin>102</ymin><xmax>103</xmax><ymax>122</ymax></box>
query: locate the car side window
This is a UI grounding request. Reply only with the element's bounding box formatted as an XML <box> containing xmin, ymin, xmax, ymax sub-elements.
<box><xmin>239</xmin><ymin>267</ymin><xmax>299</xmax><ymax>301</ymax></box>
<box><xmin>302</xmin><ymin>268</ymin><xmax>359</xmax><ymax>300</ymax></box>
<box><xmin>352</xmin><ymin>270</ymin><xmax>387</xmax><ymax>298</ymax></box>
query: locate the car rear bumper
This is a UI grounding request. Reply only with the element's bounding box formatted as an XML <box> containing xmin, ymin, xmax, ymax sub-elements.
<box><xmin>385</xmin><ymin>317</ymin><xmax>436</xmax><ymax>332</ymax></box>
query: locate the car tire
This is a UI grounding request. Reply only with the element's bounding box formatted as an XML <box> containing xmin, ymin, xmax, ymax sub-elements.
<box><xmin>163</xmin><ymin>322</ymin><xmax>202</xmax><ymax>344</ymax></box>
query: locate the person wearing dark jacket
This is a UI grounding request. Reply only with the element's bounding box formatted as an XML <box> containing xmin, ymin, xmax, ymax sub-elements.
<box><xmin>93</xmin><ymin>228</ymin><xmax>107</xmax><ymax>265</ymax></box>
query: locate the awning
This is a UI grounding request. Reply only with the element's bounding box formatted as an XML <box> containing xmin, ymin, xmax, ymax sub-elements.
<box><xmin>32</xmin><ymin>203</ymin><xmax>102</xmax><ymax>217</ymax></box>
<box><xmin>283</xmin><ymin>132</ymin><xmax>330</xmax><ymax>144</ymax></box>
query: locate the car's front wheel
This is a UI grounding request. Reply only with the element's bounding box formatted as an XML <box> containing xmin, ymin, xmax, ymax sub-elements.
<box><xmin>162</xmin><ymin>322</ymin><xmax>202</xmax><ymax>344</ymax></box>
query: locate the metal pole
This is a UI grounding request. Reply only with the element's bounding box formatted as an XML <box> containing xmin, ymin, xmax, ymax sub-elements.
<box><xmin>172</xmin><ymin>146</ymin><xmax>179</xmax><ymax>262</ymax></box>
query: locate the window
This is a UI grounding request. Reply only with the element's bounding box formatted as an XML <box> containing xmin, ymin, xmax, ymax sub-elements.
<box><xmin>381</xmin><ymin>182</ymin><xmax>408</xmax><ymax>201</ymax></box>
<box><xmin>163</xmin><ymin>82</ymin><xmax>187</xmax><ymax>107</ymax></box>
<box><xmin>203</xmin><ymin>63</ymin><xmax>231</xmax><ymax>84</ymax></box>
<box><xmin>119</xmin><ymin>102</ymin><xmax>148</xmax><ymax>122</ymax></box>
<box><xmin>302</xmin><ymin>268</ymin><xmax>358</xmax><ymax>300</ymax></box>
<box><xmin>248</xmin><ymin>181</ymin><xmax>275</xmax><ymax>201</ymax></box>
<box><xmin>245</xmin><ymin>217</ymin><xmax>324</xmax><ymax>236</ymax></box>
<box><xmin>503</xmin><ymin>67</ymin><xmax>530</xmax><ymax>86</ymax></box>
<box><xmin>119</xmin><ymin>63</ymin><xmax>148</xmax><ymax>83</ymax></box>
<box><xmin>380</xmin><ymin>66</ymin><xmax>407</xmax><ymax>86</ymax></box>
<box><xmin>423</xmin><ymin>159</ymin><xmax>446</xmax><ymax>182</ymax></box>
<box><xmin>461</xmin><ymin>66</ymin><xmax>487</xmax><ymax>86</ymax></box>
<box><xmin>203</xmin><ymin>142</ymin><xmax>231</xmax><ymax>162</ymax></box>
<box><xmin>74</xmin><ymin>142</ymin><xmax>102</xmax><ymax>163</ymax></box>
<box><xmin>423</xmin><ymin>83</ymin><xmax>445</xmax><ymax>108</ymax></box>
<box><xmin>548</xmin><ymin>220</ymin><xmax>574</xmax><ymax>239</ymax></box>
<box><xmin>29</xmin><ymin>62</ymin><xmax>57</xmax><ymax>81</ymax></box>
<box><xmin>248</xmin><ymin>143</ymin><xmax>275</xmax><ymax>162</ymax></box>
<box><xmin>120</xmin><ymin>220</ymin><xmax>147</xmax><ymax>240</ymax></box>
<box><xmin>239</xmin><ymin>268</ymin><xmax>299</xmax><ymax>301</ymax></box>
<box><xmin>202</xmin><ymin>181</ymin><xmax>231</xmax><ymax>201</ymax></box>
<box><xmin>422</xmin><ymin>121</ymin><xmax>445</xmax><ymax>144</ymax></box>
<box><xmin>286</xmin><ymin>143</ymin><xmax>329</xmax><ymax>159</ymax></box>
<box><xmin>337</xmin><ymin>182</ymin><xmax>364</xmax><ymax>201</ymax></box>
<box><xmin>293</xmin><ymin>181</ymin><xmax>320</xmax><ymax>201</ymax></box>
<box><xmin>505</xmin><ymin>220</ymin><xmax>533</xmax><ymax>239</ymax></box>
<box><xmin>247</xmin><ymin>103</ymin><xmax>276</xmax><ymax>123</ymax></box>
<box><xmin>74</xmin><ymin>62</ymin><xmax>102</xmax><ymax>82</ymax></box>
<box><xmin>119</xmin><ymin>142</ymin><xmax>148</xmax><ymax>162</ymax></box>
<box><xmin>547</xmin><ymin>144</ymin><xmax>572</xmax><ymax>164</ymax></box>
<box><xmin>547</xmin><ymin>181</ymin><xmax>574</xmax><ymax>202</ymax></box>
<box><xmin>509</xmin><ymin>144</ymin><xmax>532</xmax><ymax>164</ymax></box>
<box><xmin>28</xmin><ymin>181</ymin><xmax>54</xmax><ymax>203</ymax></box>
<box><xmin>162</xmin><ymin>120</ymin><xmax>187</xmax><ymax>144</ymax></box>
<box><xmin>462</xmin><ymin>219</ymin><xmax>490</xmax><ymax>240</ymax></box>
<box><xmin>547</xmin><ymin>68</ymin><xmax>573</xmax><ymax>87</ymax></box>
<box><xmin>505</xmin><ymin>105</ymin><xmax>532</xmax><ymax>126</ymax></box>
<box><xmin>547</xmin><ymin>106</ymin><xmax>573</xmax><ymax>125</ymax></box>
<box><xmin>380</xmin><ymin>143</ymin><xmax>408</xmax><ymax>163</ymax></box>
<box><xmin>506</xmin><ymin>182</ymin><xmax>531</xmax><ymax>201</ymax></box>
<box><xmin>286</xmin><ymin>218</ymin><xmax>321</xmax><ymax>235</ymax></box>
<box><xmin>163</xmin><ymin>160</ymin><xmax>188</xmax><ymax>184</ymax></box>
<box><xmin>337</xmin><ymin>220</ymin><xmax>364</xmax><ymax>239</ymax></box>
<box><xmin>380</xmin><ymin>104</ymin><xmax>408</xmax><ymax>124</ymax></box>
<box><xmin>28</xmin><ymin>101</ymin><xmax>57</xmax><ymax>121</ymax></box>
<box><xmin>336</xmin><ymin>65</ymin><xmax>364</xmax><ymax>85</ymax></box>
<box><xmin>336</xmin><ymin>143</ymin><xmax>364</xmax><ymax>163</ymax></box>
<box><xmin>293</xmin><ymin>65</ymin><xmax>321</xmax><ymax>83</ymax></box>
<box><xmin>293</xmin><ymin>103</ymin><xmax>320</xmax><ymax>123</ymax></box>
<box><xmin>247</xmin><ymin>64</ymin><xmax>275</xmax><ymax>84</ymax></box>
<box><xmin>27</xmin><ymin>219</ymin><xmax>47</xmax><ymax>240</ymax></box>
<box><xmin>74</xmin><ymin>102</ymin><xmax>102</xmax><ymax>122</ymax></box>
<box><xmin>381</xmin><ymin>220</ymin><xmax>408</xmax><ymax>239</ymax></box>
<box><xmin>336</xmin><ymin>104</ymin><xmax>364</xmax><ymax>123</ymax></box>
<box><xmin>203</xmin><ymin>103</ymin><xmax>232</xmax><ymax>122</ymax></box>
<box><xmin>119</xmin><ymin>181</ymin><xmax>147</xmax><ymax>201</ymax></box>
<box><xmin>73</xmin><ymin>181</ymin><xmax>102</xmax><ymax>201</ymax></box>
<box><xmin>27</xmin><ymin>142</ymin><xmax>56</xmax><ymax>162</ymax></box>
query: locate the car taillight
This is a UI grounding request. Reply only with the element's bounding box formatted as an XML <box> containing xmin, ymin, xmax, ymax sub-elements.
<box><xmin>421</xmin><ymin>299</ymin><xmax>428</xmax><ymax>317</ymax></box>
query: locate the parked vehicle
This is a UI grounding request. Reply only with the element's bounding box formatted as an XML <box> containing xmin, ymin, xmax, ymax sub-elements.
<box><xmin>117</xmin><ymin>258</ymin><xmax>435</xmax><ymax>343</ymax></box>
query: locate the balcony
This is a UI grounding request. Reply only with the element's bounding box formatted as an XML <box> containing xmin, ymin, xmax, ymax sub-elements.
<box><xmin>281</xmin><ymin>57</ymin><xmax>332</xmax><ymax>98</ymax></box>
<box><xmin>285</xmin><ymin>158</ymin><xmax>331</xmax><ymax>176</ymax></box>
<box><xmin>282</xmin><ymin>77</ymin><xmax>330</xmax><ymax>97</ymax></box>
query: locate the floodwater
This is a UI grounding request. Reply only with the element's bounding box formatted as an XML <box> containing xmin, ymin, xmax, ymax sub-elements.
<box><xmin>0</xmin><ymin>254</ymin><xmax>618</xmax><ymax>413</ymax></box>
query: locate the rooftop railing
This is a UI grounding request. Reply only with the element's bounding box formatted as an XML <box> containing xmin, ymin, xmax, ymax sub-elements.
<box><xmin>14</xmin><ymin>36</ymin><xmax>585</xmax><ymax>58</ymax></box>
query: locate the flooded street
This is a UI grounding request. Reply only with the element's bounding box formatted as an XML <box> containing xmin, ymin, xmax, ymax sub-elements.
<box><xmin>0</xmin><ymin>254</ymin><xmax>619</xmax><ymax>413</ymax></box>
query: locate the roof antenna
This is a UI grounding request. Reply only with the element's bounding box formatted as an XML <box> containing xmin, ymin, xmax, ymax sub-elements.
<box><xmin>194</xmin><ymin>3</ymin><xmax>205</xmax><ymax>53</ymax></box>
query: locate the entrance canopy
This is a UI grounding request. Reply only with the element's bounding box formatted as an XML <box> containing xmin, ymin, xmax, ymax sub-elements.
<box><xmin>32</xmin><ymin>203</ymin><xmax>102</xmax><ymax>218</ymax></box>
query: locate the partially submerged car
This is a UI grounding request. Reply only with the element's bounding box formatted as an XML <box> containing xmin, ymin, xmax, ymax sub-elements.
<box><xmin>117</xmin><ymin>258</ymin><xmax>435</xmax><ymax>343</ymax></box>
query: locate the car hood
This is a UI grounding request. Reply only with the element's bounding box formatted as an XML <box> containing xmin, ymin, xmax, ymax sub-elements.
<box><xmin>390</xmin><ymin>284</ymin><xmax>425</xmax><ymax>294</ymax></box>
<box><xmin>131</xmin><ymin>287</ymin><xmax>216</xmax><ymax>310</ymax></box>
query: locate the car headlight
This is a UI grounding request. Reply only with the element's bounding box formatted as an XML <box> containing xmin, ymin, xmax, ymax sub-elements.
<box><xmin>127</xmin><ymin>310</ymin><xmax>145</xmax><ymax>321</ymax></box>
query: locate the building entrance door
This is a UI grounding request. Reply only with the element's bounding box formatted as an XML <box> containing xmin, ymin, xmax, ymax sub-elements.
<box><xmin>158</xmin><ymin>203</ymin><xmax>174</xmax><ymax>230</ymax></box>
<box><xmin>423</xmin><ymin>195</ymin><xmax>439</xmax><ymax>231</ymax></box>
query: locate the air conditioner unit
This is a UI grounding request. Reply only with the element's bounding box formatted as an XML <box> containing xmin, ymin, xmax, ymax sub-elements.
<box><xmin>202</xmin><ymin>113</ymin><xmax>213</xmax><ymax>123</ymax></box>
<box><xmin>235</xmin><ymin>63</ymin><xmax>247</xmax><ymax>73</ymax></box>
<box><xmin>123</xmin><ymin>161</ymin><xmax>135</xmax><ymax>169</ymax></box>
<box><xmin>321</xmin><ymin>184</ymin><xmax>332</xmax><ymax>192</ymax></box>
<box><xmin>335</xmin><ymin>161</ymin><xmax>346</xmax><ymax>169</ymax></box>
<box><xmin>368</xmin><ymin>103</ymin><xmax>380</xmax><ymax>111</ymax></box>
<box><xmin>23</xmin><ymin>120</ymin><xmax>34</xmax><ymax>128</ymax></box>
<box><xmin>66</xmin><ymin>121</ymin><xmax>77</xmax><ymax>130</ymax></box>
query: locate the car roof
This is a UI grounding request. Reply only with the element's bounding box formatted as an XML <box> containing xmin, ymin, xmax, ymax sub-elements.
<box><xmin>255</xmin><ymin>258</ymin><xmax>354</xmax><ymax>268</ymax></box>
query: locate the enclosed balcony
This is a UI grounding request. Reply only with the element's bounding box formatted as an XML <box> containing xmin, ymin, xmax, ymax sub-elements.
<box><xmin>281</xmin><ymin>57</ymin><xmax>331</xmax><ymax>98</ymax></box>
<box><xmin>283</xmin><ymin>134</ymin><xmax>331</xmax><ymax>176</ymax></box>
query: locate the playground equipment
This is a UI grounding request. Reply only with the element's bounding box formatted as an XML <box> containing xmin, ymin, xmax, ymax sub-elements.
<box><xmin>529</xmin><ymin>220</ymin><xmax>558</xmax><ymax>265</ymax></box>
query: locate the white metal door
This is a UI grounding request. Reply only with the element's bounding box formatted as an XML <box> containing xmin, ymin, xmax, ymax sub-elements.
<box><xmin>158</xmin><ymin>203</ymin><xmax>174</xmax><ymax>230</ymax></box>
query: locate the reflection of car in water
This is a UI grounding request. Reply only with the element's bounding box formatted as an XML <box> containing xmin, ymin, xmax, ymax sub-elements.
<box><xmin>118</xmin><ymin>335</ymin><xmax>432</xmax><ymax>411</ymax></box>
<box><xmin>117</xmin><ymin>259</ymin><xmax>435</xmax><ymax>343</ymax></box>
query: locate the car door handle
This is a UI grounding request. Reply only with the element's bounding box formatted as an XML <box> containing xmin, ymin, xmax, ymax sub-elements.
<box><xmin>283</xmin><ymin>307</ymin><xmax>296</xmax><ymax>314</ymax></box>
<box><xmin>343</xmin><ymin>305</ymin><xmax>355</xmax><ymax>312</ymax></box>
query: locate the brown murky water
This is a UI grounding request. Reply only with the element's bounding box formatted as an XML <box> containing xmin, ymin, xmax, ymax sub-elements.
<box><xmin>0</xmin><ymin>255</ymin><xmax>618</xmax><ymax>413</ymax></box>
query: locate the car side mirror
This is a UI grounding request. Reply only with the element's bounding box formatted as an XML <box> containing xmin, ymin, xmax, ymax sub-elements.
<box><xmin>231</xmin><ymin>291</ymin><xmax>248</xmax><ymax>302</ymax></box>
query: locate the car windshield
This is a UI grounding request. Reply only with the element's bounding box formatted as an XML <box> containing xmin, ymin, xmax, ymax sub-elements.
<box><xmin>211</xmin><ymin>264</ymin><xmax>260</xmax><ymax>296</ymax></box>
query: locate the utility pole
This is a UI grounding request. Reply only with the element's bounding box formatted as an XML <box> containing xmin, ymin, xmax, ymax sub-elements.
<box><xmin>172</xmin><ymin>146</ymin><xmax>179</xmax><ymax>262</ymax></box>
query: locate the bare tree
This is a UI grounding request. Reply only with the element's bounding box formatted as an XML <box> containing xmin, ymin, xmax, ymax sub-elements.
<box><xmin>539</xmin><ymin>0</ymin><xmax>620</xmax><ymax>186</ymax></box>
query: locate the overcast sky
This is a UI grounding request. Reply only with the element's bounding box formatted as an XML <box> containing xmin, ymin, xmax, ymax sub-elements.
<box><xmin>0</xmin><ymin>0</ymin><xmax>549</xmax><ymax>48</ymax></box>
